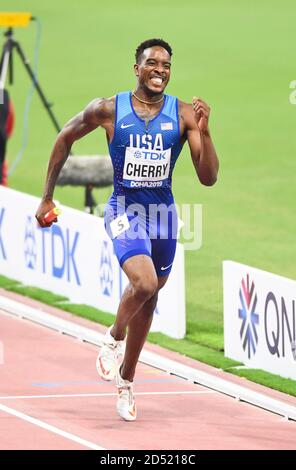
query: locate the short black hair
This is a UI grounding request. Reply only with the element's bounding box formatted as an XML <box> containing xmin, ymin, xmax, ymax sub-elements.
<box><xmin>135</xmin><ymin>38</ymin><xmax>173</xmax><ymax>64</ymax></box>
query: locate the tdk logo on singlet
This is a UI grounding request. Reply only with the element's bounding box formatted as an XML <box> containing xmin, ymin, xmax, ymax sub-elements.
<box><xmin>130</xmin><ymin>133</ymin><xmax>166</xmax><ymax>160</ymax></box>
<box><xmin>133</xmin><ymin>149</ymin><xmax>166</xmax><ymax>160</ymax></box>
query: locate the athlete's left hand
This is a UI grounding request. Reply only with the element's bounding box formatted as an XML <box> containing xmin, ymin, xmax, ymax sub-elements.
<box><xmin>192</xmin><ymin>97</ymin><xmax>210</xmax><ymax>133</ymax></box>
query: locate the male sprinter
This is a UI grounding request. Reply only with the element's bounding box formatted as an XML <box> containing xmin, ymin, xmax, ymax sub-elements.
<box><xmin>35</xmin><ymin>39</ymin><xmax>219</xmax><ymax>421</ymax></box>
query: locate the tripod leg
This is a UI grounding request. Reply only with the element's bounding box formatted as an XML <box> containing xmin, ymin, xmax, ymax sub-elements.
<box><xmin>13</xmin><ymin>39</ymin><xmax>61</xmax><ymax>133</ymax></box>
<box><xmin>9</xmin><ymin>43</ymin><xmax>13</xmax><ymax>85</ymax></box>
<box><xmin>0</xmin><ymin>44</ymin><xmax>5</xmax><ymax>75</ymax></box>
<box><xmin>0</xmin><ymin>45</ymin><xmax>11</xmax><ymax>101</ymax></box>
<box><xmin>85</xmin><ymin>185</ymin><xmax>97</xmax><ymax>214</ymax></box>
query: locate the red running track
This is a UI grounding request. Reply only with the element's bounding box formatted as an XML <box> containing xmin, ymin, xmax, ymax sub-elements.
<box><xmin>0</xmin><ymin>295</ymin><xmax>296</xmax><ymax>450</ymax></box>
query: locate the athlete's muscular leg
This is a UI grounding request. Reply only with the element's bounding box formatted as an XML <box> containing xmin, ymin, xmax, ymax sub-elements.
<box><xmin>119</xmin><ymin>275</ymin><xmax>169</xmax><ymax>382</ymax></box>
<box><xmin>111</xmin><ymin>254</ymin><xmax>158</xmax><ymax>341</ymax></box>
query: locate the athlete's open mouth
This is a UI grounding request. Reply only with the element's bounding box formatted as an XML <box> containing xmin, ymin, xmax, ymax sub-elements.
<box><xmin>150</xmin><ymin>76</ymin><xmax>164</xmax><ymax>86</ymax></box>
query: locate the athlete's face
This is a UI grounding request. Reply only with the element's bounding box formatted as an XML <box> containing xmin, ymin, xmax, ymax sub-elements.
<box><xmin>134</xmin><ymin>46</ymin><xmax>171</xmax><ymax>94</ymax></box>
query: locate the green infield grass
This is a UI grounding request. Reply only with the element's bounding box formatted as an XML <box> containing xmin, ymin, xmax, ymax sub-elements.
<box><xmin>1</xmin><ymin>0</ymin><xmax>296</xmax><ymax>394</ymax></box>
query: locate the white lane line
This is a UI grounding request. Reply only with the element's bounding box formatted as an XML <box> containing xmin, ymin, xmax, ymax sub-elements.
<box><xmin>0</xmin><ymin>390</ymin><xmax>216</xmax><ymax>400</ymax></box>
<box><xmin>0</xmin><ymin>403</ymin><xmax>106</xmax><ymax>450</ymax></box>
<box><xmin>2</xmin><ymin>297</ymin><xmax>296</xmax><ymax>421</ymax></box>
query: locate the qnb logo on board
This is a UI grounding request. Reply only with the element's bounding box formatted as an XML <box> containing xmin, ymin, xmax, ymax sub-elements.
<box><xmin>24</xmin><ymin>216</ymin><xmax>37</xmax><ymax>269</ymax></box>
<box><xmin>100</xmin><ymin>241</ymin><xmax>113</xmax><ymax>297</ymax></box>
<box><xmin>264</xmin><ymin>292</ymin><xmax>296</xmax><ymax>360</ymax></box>
<box><xmin>238</xmin><ymin>274</ymin><xmax>259</xmax><ymax>358</ymax></box>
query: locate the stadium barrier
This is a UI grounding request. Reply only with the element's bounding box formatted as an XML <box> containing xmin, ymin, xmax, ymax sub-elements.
<box><xmin>0</xmin><ymin>186</ymin><xmax>185</xmax><ymax>338</ymax></box>
<box><xmin>223</xmin><ymin>260</ymin><xmax>296</xmax><ymax>380</ymax></box>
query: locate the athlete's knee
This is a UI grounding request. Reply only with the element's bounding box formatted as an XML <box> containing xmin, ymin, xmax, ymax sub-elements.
<box><xmin>145</xmin><ymin>292</ymin><xmax>158</xmax><ymax>312</ymax></box>
<box><xmin>132</xmin><ymin>276</ymin><xmax>158</xmax><ymax>302</ymax></box>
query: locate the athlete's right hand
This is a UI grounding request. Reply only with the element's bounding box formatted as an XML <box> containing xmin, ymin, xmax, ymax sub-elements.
<box><xmin>35</xmin><ymin>199</ymin><xmax>57</xmax><ymax>228</ymax></box>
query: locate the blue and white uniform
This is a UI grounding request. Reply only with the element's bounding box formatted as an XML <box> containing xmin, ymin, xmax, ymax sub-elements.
<box><xmin>105</xmin><ymin>91</ymin><xmax>183</xmax><ymax>276</ymax></box>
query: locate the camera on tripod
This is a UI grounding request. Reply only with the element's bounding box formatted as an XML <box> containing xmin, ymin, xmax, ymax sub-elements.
<box><xmin>0</xmin><ymin>12</ymin><xmax>113</xmax><ymax>213</ymax></box>
<box><xmin>0</xmin><ymin>12</ymin><xmax>33</xmax><ymax>28</ymax></box>
<box><xmin>0</xmin><ymin>11</ymin><xmax>60</xmax><ymax>129</ymax></box>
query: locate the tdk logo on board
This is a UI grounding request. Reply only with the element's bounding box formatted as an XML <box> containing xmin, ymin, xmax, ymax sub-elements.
<box><xmin>38</xmin><ymin>225</ymin><xmax>80</xmax><ymax>285</ymax></box>
<box><xmin>22</xmin><ymin>216</ymin><xmax>81</xmax><ymax>285</ymax></box>
<box><xmin>100</xmin><ymin>241</ymin><xmax>113</xmax><ymax>297</ymax></box>
<box><xmin>0</xmin><ymin>207</ymin><xmax>7</xmax><ymax>260</ymax></box>
<box><xmin>24</xmin><ymin>216</ymin><xmax>37</xmax><ymax>269</ymax></box>
<box><xmin>238</xmin><ymin>274</ymin><xmax>259</xmax><ymax>358</ymax></box>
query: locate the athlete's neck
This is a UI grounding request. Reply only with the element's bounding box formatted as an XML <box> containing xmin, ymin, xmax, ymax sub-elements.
<box><xmin>133</xmin><ymin>88</ymin><xmax>164</xmax><ymax>105</ymax></box>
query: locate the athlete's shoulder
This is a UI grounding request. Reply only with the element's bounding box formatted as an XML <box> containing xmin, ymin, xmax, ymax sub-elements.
<box><xmin>178</xmin><ymin>99</ymin><xmax>193</xmax><ymax>112</ymax></box>
<box><xmin>116</xmin><ymin>90</ymin><xmax>130</xmax><ymax>97</ymax></box>
<box><xmin>84</xmin><ymin>96</ymin><xmax>116</xmax><ymax>125</ymax></box>
<box><xmin>177</xmin><ymin>99</ymin><xmax>196</xmax><ymax>122</ymax></box>
<box><xmin>168</xmin><ymin>96</ymin><xmax>194</xmax><ymax>115</ymax></box>
<box><xmin>175</xmin><ymin>99</ymin><xmax>198</xmax><ymax>135</ymax></box>
<box><xmin>94</xmin><ymin>96</ymin><xmax>116</xmax><ymax>117</ymax></box>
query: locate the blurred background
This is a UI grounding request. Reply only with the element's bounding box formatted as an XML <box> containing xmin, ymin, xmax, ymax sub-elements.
<box><xmin>1</xmin><ymin>0</ymin><xmax>296</xmax><ymax>377</ymax></box>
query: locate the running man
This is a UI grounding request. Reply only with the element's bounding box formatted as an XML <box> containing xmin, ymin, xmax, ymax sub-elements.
<box><xmin>35</xmin><ymin>38</ymin><xmax>219</xmax><ymax>422</ymax></box>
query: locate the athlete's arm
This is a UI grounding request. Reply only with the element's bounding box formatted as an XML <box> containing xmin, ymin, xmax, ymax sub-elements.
<box><xmin>35</xmin><ymin>97</ymin><xmax>114</xmax><ymax>226</ymax></box>
<box><xmin>181</xmin><ymin>98</ymin><xmax>219</xmax><ymax>186</ymax></box>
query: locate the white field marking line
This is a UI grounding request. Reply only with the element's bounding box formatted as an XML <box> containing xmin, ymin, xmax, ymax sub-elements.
<box><xmin>0</xmin><ymin>390</ymin><xmax>217</xmax><ymax>400</ymax></box>
<box><xmin>0</xmin><ymin>403</ymin><xmax>106</xmax><ymax>450</ymax></box>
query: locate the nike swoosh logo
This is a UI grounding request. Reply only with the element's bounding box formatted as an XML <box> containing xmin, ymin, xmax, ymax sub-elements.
<box><xmin>160</xmin><ymin>263</ymin><xmax>173</xmax><ymax>271</ymax></box>
<box><xmin>129</xmin><ymin>404</ymin><xmax>137</xmax><ymax>417</ymax></box>
<box><xmin>121</xmin><ymin>123</ymin><xmax>135</xmax><ymax>129</ymax></box>
<box><xmin>98</xmin><ymin>357</ymin><xmax>110</xmax><ymax>376</ymax></box>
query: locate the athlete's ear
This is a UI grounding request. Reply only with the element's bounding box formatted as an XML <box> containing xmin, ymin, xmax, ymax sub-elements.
<box><xmin>134</xmin><ymin>63</ymin><xmax>139</xmax><ymax>77</ymax></box>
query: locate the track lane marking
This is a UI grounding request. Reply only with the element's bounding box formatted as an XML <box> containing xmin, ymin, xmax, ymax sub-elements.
<box><xmin>0</xmin><ymin>390</ymin><xmax>217</xmax><ymax>400</ymax></box>
<box><xmin>0</xmin><ymin>403</ymin><xmax>106</xmax><ymax>450</ymax></box>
